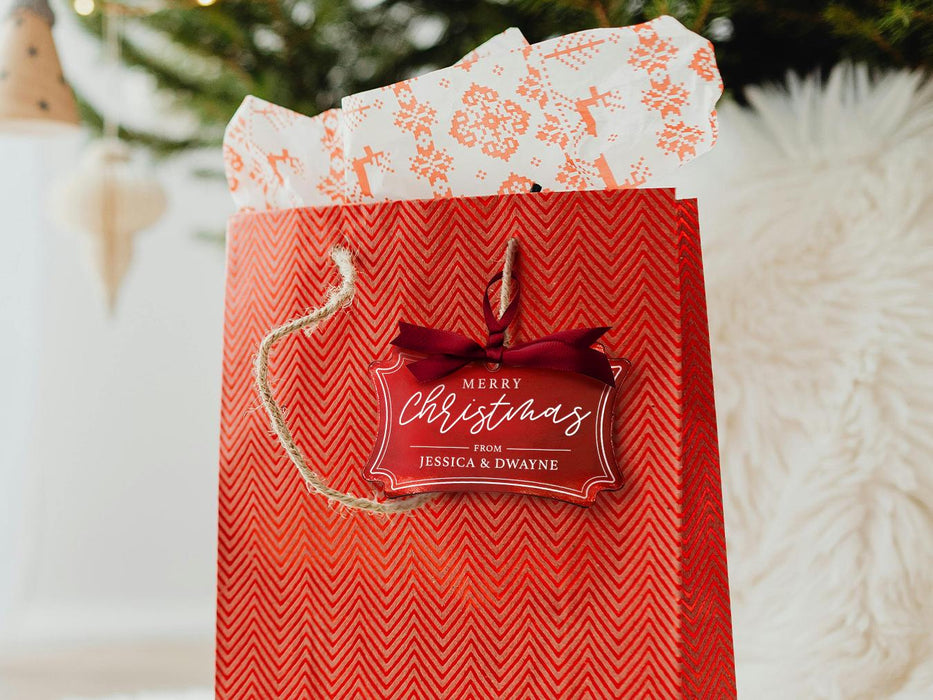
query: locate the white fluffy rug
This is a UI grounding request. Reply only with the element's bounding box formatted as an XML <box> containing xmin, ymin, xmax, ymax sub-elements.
<box><xmin>677</xmin><ymin>63</ymin><xmax>933</xmax><ymax>699</ymax></box>
<box><xmin>71</xmin><ymin>64</ymin><xmax>933</xmax><ymax>700</ymax></box>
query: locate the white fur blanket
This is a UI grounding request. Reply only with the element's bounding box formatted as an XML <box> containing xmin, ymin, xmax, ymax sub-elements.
<box><xmin>68</xmin><ymin>64</ymin><xmax>933</xmax><ymax>700</ymax></box>
<box><xmin>676</xmin><ymin>63</ymin><xmax>933</xmax><ymax>699</ymax></box>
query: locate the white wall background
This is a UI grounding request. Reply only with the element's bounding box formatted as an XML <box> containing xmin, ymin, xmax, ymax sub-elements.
<box><xmin>0</xmin><ymin>94</ymin><xmax>232</xmax><ymax>649</ymax></box>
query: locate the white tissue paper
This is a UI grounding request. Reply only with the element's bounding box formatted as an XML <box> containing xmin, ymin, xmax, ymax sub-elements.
<box><xmin>224</xmin><ymin>16</ymin><xmax>721</xmax><ymax>211</ymax></box>
<box><xmin>223</xmin><ymin>28</ymin><xmax>528</xmax><ymax>211</ymax></box>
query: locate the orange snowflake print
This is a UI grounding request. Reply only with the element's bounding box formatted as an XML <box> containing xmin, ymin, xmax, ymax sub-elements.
<box><xmin>450</xmin><ymin>83</ymin><xmax>531</xmax><ymax>161</ymax></box>
<box><xmin>316</xmin><ymin>172</ymin><xmax>343</xmax><ymax>203</ymax></box>
<box><xmin>455</xmin><ymin>50</ymin><xmax>481</xmax><ymax>73</ymax></box>
<box><xmin>689</xmin><ymin>44</ymin><xmax>723</xmax><ymax>90</ymax></box>
<box><xmin>536</xmin><ymin>113</ymin><xmax>569</xmax><ymax>149</ymax></box>
<box><xmin>627</xmin><ymin>26</ymin><xmax>678</xmax><ymax>74</ymax></box>
<box><xmin>316</xmin><ymin>111</ymin><xmax>346</xmax><ymax>204</ymax></box>
<box><xmin>555</xmin><ymin>157</ymin><xmax>588</xmax><ymax>189</ymax></box>
<box><xmin>656</xmin><ymin>121</ymin><xmax>704</xmax><ymax>162</ymax></box>
<box><xmin>498</xmin><ymin>173</ymin><xmax>536</xmax><ymax>195</ymax></box>
<box><xmin>393</xmin><ymin>101</ymin><xmax>437</xmax><ymax>137</ymax></box>
<box><xmin>409</xmin><ymin>144</ymin><xmax>454</xmax><ymax>186</ymax></box>
<box><xmin>517</xmin><ymin>65</ymin><xmax>549</xmax><ymax>108</ymax></box>
<box><xmin>641</xmin><ymin>75</ymin><xmax>689</xmax><ymax>119</ymax></box>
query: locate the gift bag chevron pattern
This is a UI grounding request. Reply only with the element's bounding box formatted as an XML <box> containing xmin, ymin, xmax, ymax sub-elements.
<box><xmin>217</xmin><ymin>188</ymin><xmax>735</xmax><ymax>698</ymax></box>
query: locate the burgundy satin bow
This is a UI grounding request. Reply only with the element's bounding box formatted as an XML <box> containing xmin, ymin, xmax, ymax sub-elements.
<box><xmin>391</xmin><ymin>272</ymin><xmax>615</xmax><ymax>386</ymax></box>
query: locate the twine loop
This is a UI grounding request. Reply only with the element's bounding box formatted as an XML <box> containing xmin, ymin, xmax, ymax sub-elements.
<box><xmin>255</xmin><ymin>239</ymin><xmax>519</xmax><ymax>514</ymax></box>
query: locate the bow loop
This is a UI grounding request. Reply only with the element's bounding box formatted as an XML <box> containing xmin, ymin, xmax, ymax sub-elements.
<box><xmin>391</xmin><ymin>272</ymin><xmax>614</xmax><ymax>386</ymax></box>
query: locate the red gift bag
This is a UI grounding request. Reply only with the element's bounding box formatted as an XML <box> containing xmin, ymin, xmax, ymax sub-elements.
<box><xmin>216</xmin><ymin>188</ymin><xmax>735</xmax><ymax>698</ymax></box>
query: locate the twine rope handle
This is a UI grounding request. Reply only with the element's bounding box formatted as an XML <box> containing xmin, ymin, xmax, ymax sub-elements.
<box><xmin>500</xmin><ymin>237</ymin><xmax>519</xmax><ymax>346</ymax></box>
<box><xmin>254</xmin><ymin>238</ymin><xmax>519</xmax><ymax>514</ymax></box>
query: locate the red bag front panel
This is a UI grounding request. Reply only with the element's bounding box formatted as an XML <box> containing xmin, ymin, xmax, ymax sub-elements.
<box><xmin>216</xmin><ymin>189</ymin><xmax>734</xmax><ymax>698</ymax></box>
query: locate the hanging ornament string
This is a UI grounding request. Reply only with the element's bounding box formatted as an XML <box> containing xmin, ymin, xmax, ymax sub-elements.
<box><xmin>101</xmin><ymin>8</ymin><xmax>117</xmax><ymax>310</ymax></box>
<box><xmin>100</xmin><ymin>8</ymin><xmax>124</xmax><ymax>311</ymax></box>
<box><xmin>254</xmin><ymin>239</ymin><xmax>520</xmax><ymax>514</ymax></box>
<box><xmin>102</xmin><ymin>8</ymin><xmax>120</xmax><ymax>140</ymax></box>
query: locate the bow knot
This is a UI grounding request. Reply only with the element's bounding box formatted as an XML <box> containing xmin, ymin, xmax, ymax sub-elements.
<box><xmin>391</xmin><ymin>272</ymin><xmax>615</xmax><ymax>386</ymax></box>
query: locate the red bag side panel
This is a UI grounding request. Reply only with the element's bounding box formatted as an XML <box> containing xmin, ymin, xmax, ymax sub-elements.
<box><xmin>676</xmin><ymin>198</ymin><xmax>736</xmax><ymax>697</ymax></box>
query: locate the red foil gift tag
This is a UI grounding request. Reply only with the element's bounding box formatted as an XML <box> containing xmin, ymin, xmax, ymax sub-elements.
<box><xmin>363</xmin><ymin>349</ymin><xmax>630</xmax><ymax>505</ymax></box>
